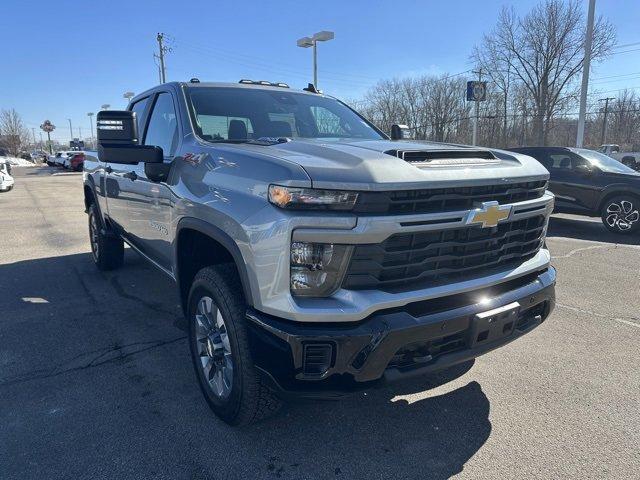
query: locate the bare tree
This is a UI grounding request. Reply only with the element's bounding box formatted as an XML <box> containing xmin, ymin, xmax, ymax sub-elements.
<box><xmin>478</xmin><ymin>0</ymin><xmax>615</xmax><ymax>145</ymax></box>
<box><xmin>0</xmin><ymin>109</ymin><xmax>31</xmax><ymax>157</ymax></box>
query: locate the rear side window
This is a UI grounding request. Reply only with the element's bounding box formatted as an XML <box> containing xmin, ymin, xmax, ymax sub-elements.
<box><xmin>144</xmin><ymin>93</ymin><xmax>179</xmax><ymax>157</ymax></box>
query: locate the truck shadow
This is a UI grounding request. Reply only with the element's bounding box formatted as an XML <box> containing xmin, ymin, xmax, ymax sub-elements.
<box><xmin>0</xmin><ymin>251</ymin><xmax>491</xmax><ymax>479</ymax></box>
<box><xmin>548</xmin><ymin>215</ymin><xmax>640</xmax><ymax>246</ymax></box>
<box><xmin>243</xmin><ymin>363</ymin><xmax>490</xmax><ymax>479</ymax></box>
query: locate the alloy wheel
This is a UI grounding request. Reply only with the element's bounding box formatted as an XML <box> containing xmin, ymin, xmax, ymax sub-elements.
<box><xmin>194</xmin><ymin>296</ymin><xmax>233</xmax><ymax>399</ymax></box>
<box><xmin>605</xmin><ymin>200</ymin><xmax>639</xmax><ymax>232</ymax></box>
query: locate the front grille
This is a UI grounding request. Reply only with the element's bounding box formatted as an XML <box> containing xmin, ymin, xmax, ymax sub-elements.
<box><xmin>343</xmin><ymin>215</ymin><xmax>546</xmax><ymax>291</ymax></box>
<box><xmin>352</xmin><ymin>180</ymin><xmax>547</xmax><ymax>216</ymax></box>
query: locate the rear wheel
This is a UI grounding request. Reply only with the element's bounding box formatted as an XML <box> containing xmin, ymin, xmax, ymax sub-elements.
<box><xmin>88</xmin><ymin>204</ymin><xmax>124</xmax><ymax>270</ymax></box>
<box><xmin>601</xmin><ymin>195</ymin><xmax>640</xmax><ymax>234</ymax></box>
<box><xmin>188</xmin><ymin>265</ymin><xmax>281</xmax><ymax>425</ymax></box>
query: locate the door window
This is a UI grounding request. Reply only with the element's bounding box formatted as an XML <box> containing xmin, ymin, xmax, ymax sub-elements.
<box><xmin>144</xmin><ymin>93</ymin><xmax>179</xmax><ymax>157</ymax></box>
<box><xmin>130</xmin><ymin>97</ymin><xmax>149</xmax><ymax>137</ymax></box>
<box><xmin>548</xmin><ymin>152</ymin><xmax>586</xmax><ymax>170</ymax></box>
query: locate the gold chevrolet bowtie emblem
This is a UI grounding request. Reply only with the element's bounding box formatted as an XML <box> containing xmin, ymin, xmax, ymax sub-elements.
<box><xmin>467</xmin><ymin>202</ymin><xmax>512</xmax><ymax>228</ymax></box>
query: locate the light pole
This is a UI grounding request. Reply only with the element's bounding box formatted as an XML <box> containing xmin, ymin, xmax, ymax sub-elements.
<box><xmin>101</xmin><ymin>104</ymin><xmax>110</xmax><ymax>111</ymax></box>
<box><xmin>67</xmin><ymin>118</ymin><xmax>73</xmax><ymax>142</ymax></box>
<box><xmin>87</xmin><ymin>112</ymin><xmax>95</xmax><ymax>148</ymax></box>
<box><xmin>297</xmin><ymin>31</ymin><xmax>334</xmax><ymax>88</ymax></box>
<box><xmin>123</xmin><ymin>91</ymin><xmax>135</xmax><ymax>106</ymax></box>
<box><xmin>576</xmin><ymin>0</ymin><xmax>596</xmax><ymax>147</ymax></box>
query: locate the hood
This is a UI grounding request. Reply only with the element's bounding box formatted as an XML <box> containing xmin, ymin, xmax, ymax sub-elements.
<box><xmin>234</xmin><ymin>138</ymin><xmax>549</xmax><ymax>191</ymax></box>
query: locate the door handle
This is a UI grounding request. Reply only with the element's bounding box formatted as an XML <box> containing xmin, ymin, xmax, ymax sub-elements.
<box><xmin>123</xmin><ymin>171</ymin><xmax>138</xmax><ymax>181</ymax></box>
<box><xmin>105</xmin><ymin>166</ymin><xmax>112</xmax><ymax>174</ymax></box>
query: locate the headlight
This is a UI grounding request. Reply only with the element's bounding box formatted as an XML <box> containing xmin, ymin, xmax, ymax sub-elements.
<box><xmin>290</xmin><ymin>242</ymin><xmax>352</xmax><ymax>297</ymax></box>
<box><xmin>269</xmin><ymin>185</ymin><xmax>358</xmax><ymax>211</ymax></box>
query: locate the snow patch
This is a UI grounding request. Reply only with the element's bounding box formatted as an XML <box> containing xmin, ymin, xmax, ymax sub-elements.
<box><xmin>0</xmin><ymin>156</ymin><xmax>37</xmax><ymax>167</ymax></box>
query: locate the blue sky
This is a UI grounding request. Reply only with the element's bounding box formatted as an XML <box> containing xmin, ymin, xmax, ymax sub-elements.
<box><xmin>1</xmin><ymin>0</ymin><xmax>639</xmax><ymax>142</ymax></box>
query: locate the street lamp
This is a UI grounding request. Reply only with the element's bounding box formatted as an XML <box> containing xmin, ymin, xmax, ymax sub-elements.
<box><xmin>87</xmin><ymin>112</ymin><xmax>95</xmax><ymax>148</ymax></box>
<box><xmin>123</xmin><ymin>92</ymin><xmax>135</xmax><ymax>105</ymax></box>
<box><xmin>67</xmin><ymin>118</ymin><xmax>73</xmax><ymax>141</ymax></box>
<box><xmin>297</xmin><ymin>30</ymin><xmax>334</xmax><ymax>89</ymax></box>
<box><xmin>101</xmin><ymin>104</ymin><xmax>110</xmax><ymax>110</ymax></box>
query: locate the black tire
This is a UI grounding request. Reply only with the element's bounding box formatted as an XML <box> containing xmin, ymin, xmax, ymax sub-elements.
<box><xmin>187</xmin><ymin>264</ymin><xmax>281</xmax><ymax>425</ymax></box>
<box><xmin>600</xmin><ymin>195</ymin><xmax>640</xmax><ymax>234</ymax></box>
<box><xmin>88</xmin><ymin>204</ymin><xmax>124</xmax><ymax>270</ymax></box>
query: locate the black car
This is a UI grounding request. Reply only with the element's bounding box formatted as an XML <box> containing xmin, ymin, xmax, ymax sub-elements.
<box><xmin>509</xmin><ymin>147</ymin><xmax>640</xmax><ymax>234</ymax></box>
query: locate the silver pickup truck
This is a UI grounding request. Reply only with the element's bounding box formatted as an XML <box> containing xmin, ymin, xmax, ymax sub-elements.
<box><xmin>83</xmin><ymin>80</ymin><xmax>556</xmax><ymax>425</ymax></box>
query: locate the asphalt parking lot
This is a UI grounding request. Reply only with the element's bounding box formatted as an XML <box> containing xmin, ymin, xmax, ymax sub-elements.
<box><xmin>1</xmin><ymin>166</ymin><xmax>639</xmax><ymax>479</ymax></box>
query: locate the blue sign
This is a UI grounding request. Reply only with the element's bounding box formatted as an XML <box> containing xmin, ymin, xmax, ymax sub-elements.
<box><xmin>466</xmin><ymin>81</ymin><xmax>487</xmax><ymax>101</ymax></box>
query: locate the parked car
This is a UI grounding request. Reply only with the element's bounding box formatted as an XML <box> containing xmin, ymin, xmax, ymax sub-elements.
<box><xmin>0</xmin><ymin>161</ymin><xmax>15</xmax><ymax>192</ymax></box>
<box><xmin>509</xmin><ymin>146</ymin><xmax>640</xmax><ymax>234</ymax></box>
<box><xmin>67</xmin><ymin>151</ymin><xmax>86</xmax><ymax>171</ymax></box>
<box><xmin>599</xmin><ymin>144</ymin><xmax>640</xmax><ymax>170</ymax></box>
<box><xmin>85</xmin><ymin>80</ymin><xmax>556</xmax><ymax>425</ymax></box>
<box><xmin>53</xmin><ymin>151</ymin><xmax>72</xmax><ymax>167</ymax></box>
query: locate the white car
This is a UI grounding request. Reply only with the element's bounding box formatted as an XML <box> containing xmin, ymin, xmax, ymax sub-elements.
<box><xmin>0</xmin><ymin>162</ymin><xmax>14</xmax><ymax>192</ymax></box>
<box><xmin>53</xmin><ymin>151</ymin><xmax>73</xmax><ymax>167</ymax></box>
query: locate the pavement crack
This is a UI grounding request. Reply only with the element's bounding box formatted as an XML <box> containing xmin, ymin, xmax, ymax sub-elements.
<box><xmin>109</xmin><ymin>275</ymin><xmax>177</xmax><ymax>316</ymax></box>
<box><xmin>0</xmin><ymin>336</ymin><xmax>186</xmax><ymax>388</ymax></box>
<box><xmin>556</xmin><ymin>302</ymin><xmax>640</xmax><ymax>329</ymax></box>
<box><xmin>551</xmin><ymin>245</ymin><xmax>609</xmax><ymax>259</ymax></box>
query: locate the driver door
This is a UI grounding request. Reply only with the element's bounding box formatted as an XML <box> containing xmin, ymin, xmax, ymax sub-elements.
<box><xmin>545</xmin><ymin>150</ymin><xmax>598</xmax><ymax>213</ymax></box>
<box><xmin>105</xmin><ymin>91</ymin><xmax>179</xmax><ymax>270</ymax></box>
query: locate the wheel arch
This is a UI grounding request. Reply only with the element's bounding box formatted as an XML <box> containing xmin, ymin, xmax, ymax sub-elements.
<box><xmin>597</xmin><ymin>187</ymin><xmax>640</xmax><ymax>213</ymax></box>
<box><xmin>175</xmin><ymin>217</ymin><xmax>254</xmax><ymax>316</ymax></box>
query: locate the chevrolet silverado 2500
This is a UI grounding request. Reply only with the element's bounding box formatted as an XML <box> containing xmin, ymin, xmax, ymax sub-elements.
<box><xmin>84</xmin><ymin>80</ymin><xmax>556</xmax><ymax>425</ymax></box>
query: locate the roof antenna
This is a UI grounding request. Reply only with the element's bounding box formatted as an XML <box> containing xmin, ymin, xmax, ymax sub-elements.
<box><xmin>303</xmin><ymin>83</ymin><xmax>320</xmax><ymax>94</ymax></box>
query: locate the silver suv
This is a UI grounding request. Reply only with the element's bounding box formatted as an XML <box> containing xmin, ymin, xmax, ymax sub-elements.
<box><xmin>83</xmin><ymin>80</ymin><xmax>556</xmax><ymax>425</ymax></box>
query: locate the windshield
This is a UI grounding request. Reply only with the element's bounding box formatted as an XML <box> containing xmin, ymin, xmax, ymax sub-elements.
<box><xmin>575</xmin><ymin>148</ymin><xmax>637</xmax><ymax>174</ymax></box>
<box><xmin>187</xmin><ymin>87</ymin><xmax>384</xmax><ymax>141</ymax></box>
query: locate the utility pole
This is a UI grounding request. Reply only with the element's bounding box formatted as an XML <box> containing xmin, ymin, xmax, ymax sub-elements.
<box><xmin>472</xmin><ymin>68</ymin><xmax>483</xmax><ymax>146</ymax></box>
<box><xmin>599</xmin><ymin>97</ymin><xmax>616</xmax><ymax>145</ymax></box>
<box><xmin>31</xmin><ymin>128</ymin><xmax>36</xmax><ymax>148</ymax></box>
<box><xmin>157</xmin><ymin>33</ymin><xmax>168</xmax><ymax>84</ymax></box>
<box><xmin>87</xmin><ymin>112</ymin><xmax>95</xmax><ymax>148</ymax></box>
<box><xmin>576</xmin><ymin>0</ymin><xmax>596</xmax><ymax>148</ymax></box>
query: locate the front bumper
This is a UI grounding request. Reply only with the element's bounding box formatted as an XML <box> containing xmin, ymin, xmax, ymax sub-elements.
<box><xmin>246</xmin><ymin>266</ymin><xmax>555</xmax><ymax>398</ymax></box>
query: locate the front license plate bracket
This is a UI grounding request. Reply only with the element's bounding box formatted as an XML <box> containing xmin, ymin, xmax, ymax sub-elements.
<box><xmin>470</xmin><ymin>301</ymin><xmax>520</xmax><ymax>347</ymax></box>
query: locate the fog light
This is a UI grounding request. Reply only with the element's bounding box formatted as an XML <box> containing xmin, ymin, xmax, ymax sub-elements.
<box><xmin>291</xmin><ymin>242</ymin><xmax>333</xmax><ymax>267</ymax></box>
<box><xmin>290</xmin><ymin>242</ymin><xmax>352</xmax><ymax>297</ymax></box>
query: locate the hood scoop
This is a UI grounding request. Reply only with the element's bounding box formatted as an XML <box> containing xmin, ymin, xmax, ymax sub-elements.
<box><xmin>386</xmin><ymin>148</ymin><xmax>501</xmax><ymax>167</ymax></box>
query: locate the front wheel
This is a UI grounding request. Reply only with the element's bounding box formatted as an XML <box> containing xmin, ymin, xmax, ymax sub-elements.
<box><xmin>188</xmin><ymin>265</ymin><xmax>281</xmax><ymax>425</ymax></box>
<box><xmin>88</xmin><ymin>204</ymin><xmax>124</xmax><ymax>270</ymax></box>
<box><xmin>601</xmin><ymin>195</ymin><xmax>640</xmax><ymax>234</ymax></box>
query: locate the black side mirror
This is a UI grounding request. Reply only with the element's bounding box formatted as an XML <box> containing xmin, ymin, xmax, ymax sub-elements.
<box><xmin>575</xmin><ymin>164</ymin><xmax>593</xmax><ymax>176</ymax></box>
<box><xmin>97</xmin><ymin>110</ymin><xmax>163</xmax><ymax>166</ymax></box>
<box><xmin>97</xmin><ymin>110</ymin><xmax>139</xmax><ymax>145</ymax></box>
<box><xmin>98</xmin><ymin>144</ymin><xmax>163</xmax><ymax>165</ymax></box>
<box><xmin>390</xmin><ymin>124</ymin><xmax>413</xmax><ymax>140</ymax></box>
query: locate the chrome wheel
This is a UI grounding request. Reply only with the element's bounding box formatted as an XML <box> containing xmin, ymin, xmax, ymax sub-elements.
<box><xmin>194</xmin><ymin>296</ymin><xmax>233</xmax><ymax>399</ymax></box>
<box><xmin>89</xmin><ymin>213</ymin><xmax>99</xmax><ymax>261</ymax></box>
<box><xmin>605</xmin><ymin>200</ymin><xmax>639</xmax><ymax>232</ymax></box>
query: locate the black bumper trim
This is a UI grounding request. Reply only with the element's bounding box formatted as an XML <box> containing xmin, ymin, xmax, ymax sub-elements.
<box><xmin>246</xmin><ymin>267</ymin><xmax>556</xmax><ymax>398</ymax></box>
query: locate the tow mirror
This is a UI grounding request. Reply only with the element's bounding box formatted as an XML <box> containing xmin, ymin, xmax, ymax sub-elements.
<box><xmin>96</xmin><ymin>110</ymin><xmax>163</xmax><ymax>165</ymax></box>
<box><xmin>390</xmin><ymin>124</ymin><xmax>413</xmax><ymax>140</ymax></box>
<box><xmin>97</xmin><ymin>110</ymin><xmax>138</xmax><ymax>145</ymax></box>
